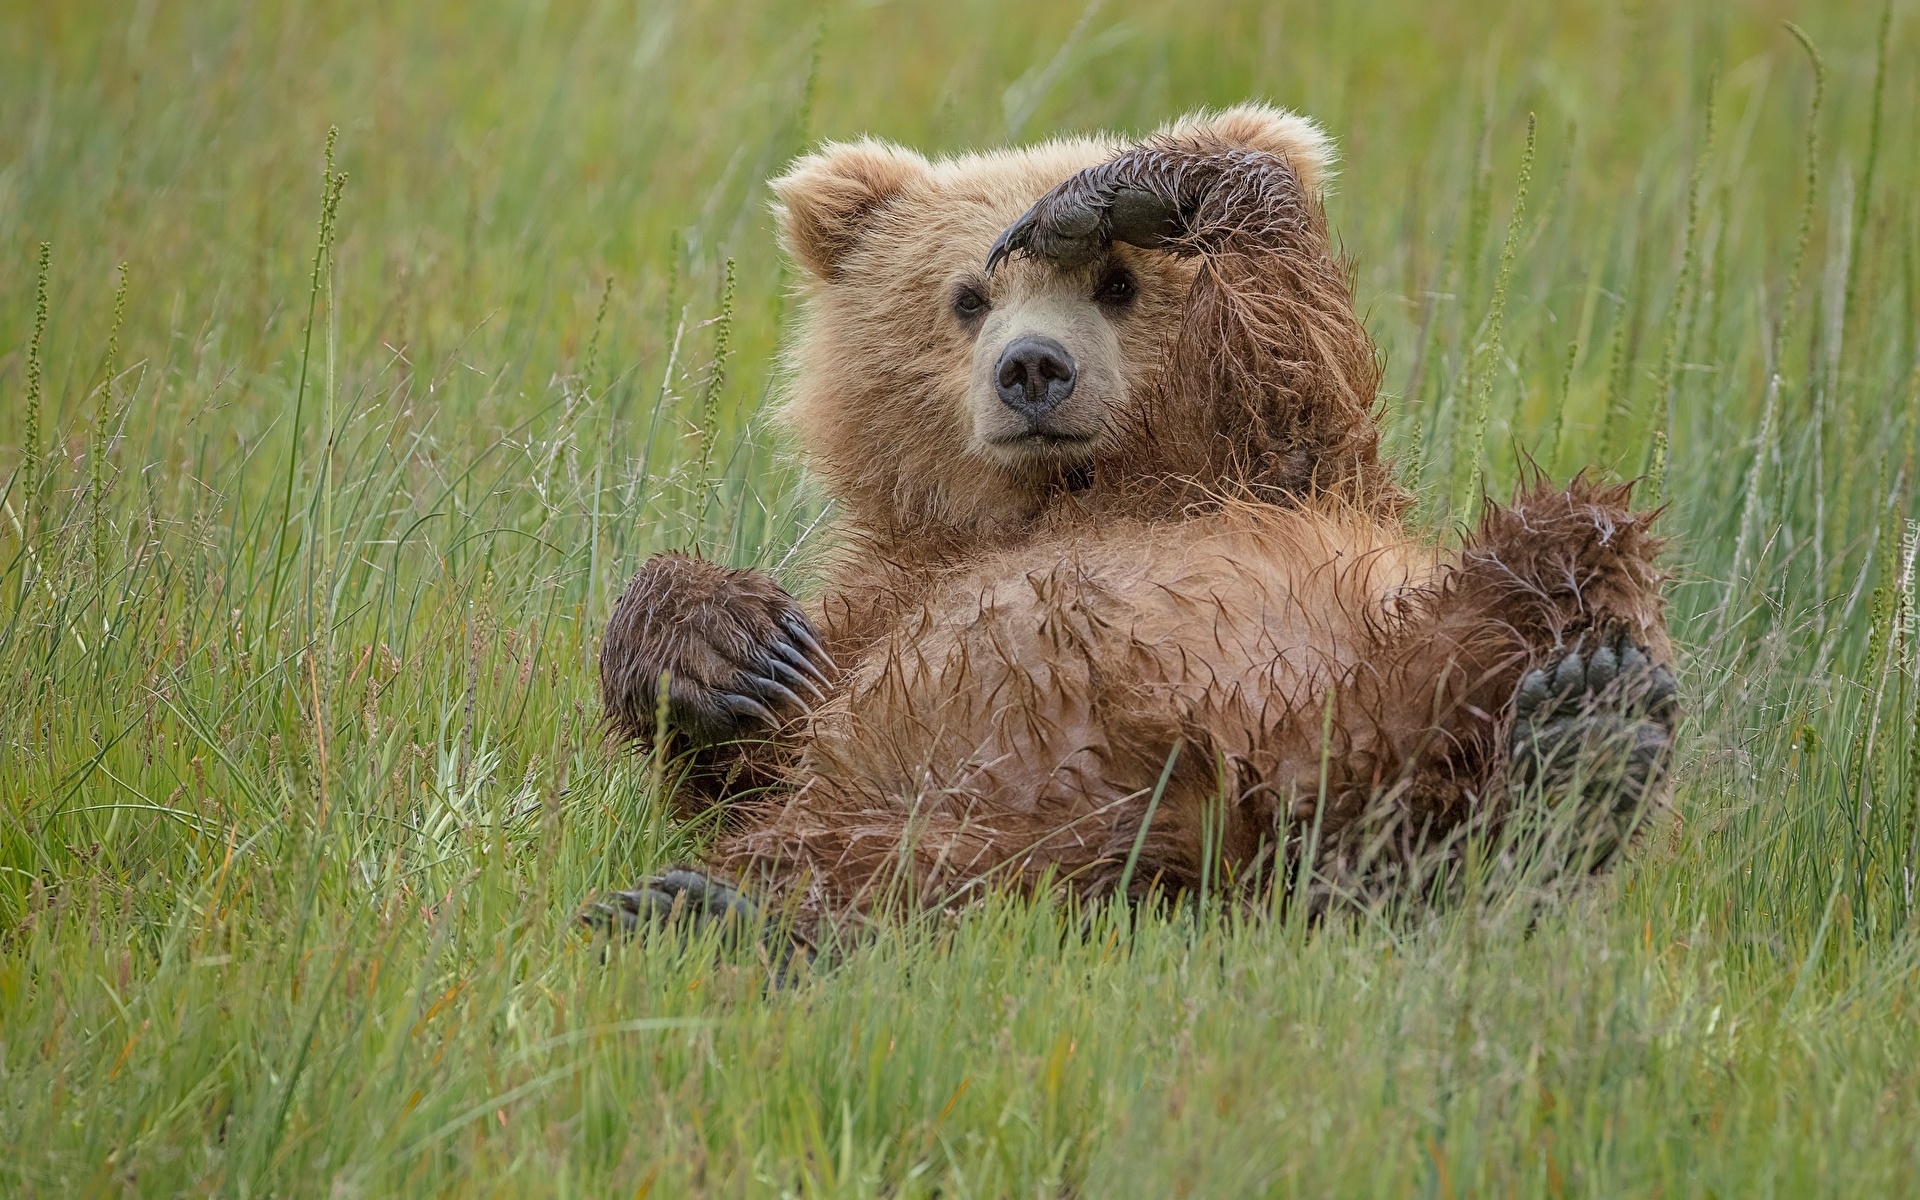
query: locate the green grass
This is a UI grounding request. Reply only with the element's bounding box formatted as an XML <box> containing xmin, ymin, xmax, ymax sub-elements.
<box><xmin>4</xmin><ymin>0</ymin><xmax>1919</xmax><ymax>1194</ymax></box>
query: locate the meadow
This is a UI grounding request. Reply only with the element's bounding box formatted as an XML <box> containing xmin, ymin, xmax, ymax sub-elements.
<box><xmin>3</xmin><ymin>0</ymin><xmax>1918</xmax><ymax>1194</ymax></box>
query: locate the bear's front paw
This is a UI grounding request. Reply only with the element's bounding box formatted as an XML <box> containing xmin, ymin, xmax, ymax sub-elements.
<box><xmin>1510</xmin><ymin>629</ymin><xmax>1678</xmax><ymax>862</ymax></box>
<box><xmin>987</xmin><ymin>173</ymin><xmax>1182</xmax><ymax>273</ymax></box>
<box><xmin>600</xmin><ymin>552</ymin><xmax>834</xmax><ymax>749</ymax></box>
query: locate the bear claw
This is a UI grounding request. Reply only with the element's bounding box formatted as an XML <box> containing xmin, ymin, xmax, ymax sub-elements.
<box><xmin>988</xmin><ymin>180</ymin><xmax>1183</xmax><ymax>273</ymax></box>
<box><xmin>585</xmin><ymin>870</ymin><xmax>816</xmax><ymax>979</ymax></box>
<box><xmin>585</xmin><ymin>868</ymin><xmax>760</xmax><ymax>939</ymax></box>
<box><xmin>777</xmin><ymin>610</ymin><xmax>835</xmax><ymax>673</ymax></box>
<box><xmin>765</xmin><ymin>645</ymin><xmax>829</xmax><ymax>702</ymax></box>
<box><xmin>727</xmin><ymin>619</ymin><xmax>835</xmax><ymax>723</ymax></box>
<box><xmin>717</xmin><ymin>693</ymin><xmax>779</xmax><ymax>727</ymax></box>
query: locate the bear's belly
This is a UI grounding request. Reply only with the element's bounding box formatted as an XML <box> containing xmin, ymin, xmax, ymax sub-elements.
<box><xmin>802</xmin><ymin>507</ymin><xmax>1433</xmax><ymax>818</ymax></box>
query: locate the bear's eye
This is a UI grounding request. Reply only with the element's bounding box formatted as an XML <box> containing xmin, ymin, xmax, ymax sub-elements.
<box><xmin>1095</xmin><ymin>269</ymin><xmax>1137</xmax><ymax>308</ymax></box>
<box><xmin>951</xmin><ymin>286</ymin><xmax>990</xmax><ymax>322</ymax></box>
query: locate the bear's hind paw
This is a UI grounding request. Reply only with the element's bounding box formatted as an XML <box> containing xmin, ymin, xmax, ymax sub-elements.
<box><xmin>1514</xmin><ymin>630</ymin><xmax>1677</xmax><ymax>731</ymax></box>
<box><xmin>1510</xmin><ymin>628</ymin><xmax>1678</xmax><ymax>840</ymax></box>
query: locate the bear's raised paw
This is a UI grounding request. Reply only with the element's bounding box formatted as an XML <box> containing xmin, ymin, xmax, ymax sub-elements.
<box><xmin>987</xmin><ymin>173</ymin><xmax>1185</xmax><ymax>273</ymax></box>
<box><xmin>986</xmin><ymin>145</ymin><xmax>1306</xmax><ymax>275</ymax></box>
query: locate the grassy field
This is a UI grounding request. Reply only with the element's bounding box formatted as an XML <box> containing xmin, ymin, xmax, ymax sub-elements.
<box><xmin>4</xmin><ymin>0</ymin><xmax>1919</xmax><ymax>1194</ymax></box>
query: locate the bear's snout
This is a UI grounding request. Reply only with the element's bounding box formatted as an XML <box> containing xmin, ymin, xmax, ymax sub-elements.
<box><xmin>994</xmin><ymin>335</ymin><xmax>1077</xmax><ymax>420</ymax></box>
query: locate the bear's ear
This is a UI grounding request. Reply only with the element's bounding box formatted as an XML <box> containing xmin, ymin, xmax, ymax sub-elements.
<box><xmin>771</xmin><ymin>139</ymin><xmax>931</xmax><ymax>281</ymax></box>
<box><xmin>1160</xmin><ymin>103</ymin><xmax>1337</xmax><ymax>196</ymax></box>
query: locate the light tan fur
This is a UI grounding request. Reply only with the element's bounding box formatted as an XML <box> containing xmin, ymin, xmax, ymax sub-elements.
<box><xmin>770</xmin><ymin>103</ymin><xmax>1336</xmax><ymax>548</ymax></box>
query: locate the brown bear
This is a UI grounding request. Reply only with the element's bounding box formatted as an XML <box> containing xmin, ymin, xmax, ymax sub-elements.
<box><xmin>593</xmin><ymin>105</ymin><xmax>1676</xmax><ymax>943</ymax></box>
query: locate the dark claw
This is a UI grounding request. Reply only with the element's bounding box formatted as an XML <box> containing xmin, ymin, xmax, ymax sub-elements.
<box><xmin>778</xmin><ymin>612</ymin><xmax>836</xmax><ymax>674</ymax></box>
<box><xmin>653</xmin><ymin>869</ymin><xmax>757</xmax><ymax>922</ymax></box>
<box><xmin>763</xmin><ymin>654</ymin><xmax>826</xmax><ymax>703</ymax></box>
<box><xmin>718</xmin><ymin>693</ymin><xmax>778</xmax><ymax>727</ymax></box>
<box><xmin>584</xmin><ymin>869</ymin><xmax>760</xmax><ymax>940</ymax></box>
<box><xmin>988</xmin><ymin>193</ymin><xmax>1113</xmax><ymax>274</ymax></box>
<box><xmin>742</xmin><ymin>672</ymin><xmax>810</xmax><ymax>715</ymax></box>
<box><xmin>772</xmin><ymin>638</ymin><xmax>833</xmax><ymax>693</ymax></box>
<box><xmin>585</xmin><ymin>870</ymin><xmax>817</xmax><ymax>983</ymax></box>
<box><xmin>1023</xmin><ymin>201</ymin><xmax>1107</xmax><ymax>270</ymax></box>
<box><xmin>985</xmin><ymin>227</ymin><xmax>1021</xmax><ymax>276</ymax></box>
<box><xmin>591</xmin><ymin>887</ymin><xmax>673</xmax><ymax>931</ymax></box>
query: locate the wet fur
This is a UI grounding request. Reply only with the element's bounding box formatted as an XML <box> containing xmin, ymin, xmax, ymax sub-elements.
<box><xmin>600</xmin><ymin>105</ymin><xmax>1671</xmax><ymax>930</ymax></box>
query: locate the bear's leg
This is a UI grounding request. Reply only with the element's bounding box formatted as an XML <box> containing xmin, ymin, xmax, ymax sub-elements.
<box><xmin>1271</xmin><ymin>478</ymin><xmax>1673</xmax><ymax>895</ymax></box>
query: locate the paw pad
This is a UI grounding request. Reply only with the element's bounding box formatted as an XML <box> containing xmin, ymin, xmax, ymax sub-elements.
<box><xmin>1514</xmin><ymin>627</ymin><xmax>1677</xmax><ymax>729</ymax></box>
<box><xmin>1509</xmin><ymin>627</ymin><xmax>1679</xmax><ymax>848</ymax></box>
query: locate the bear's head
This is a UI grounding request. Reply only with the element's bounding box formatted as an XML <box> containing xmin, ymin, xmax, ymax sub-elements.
<box><xmin>771</xmin><ymin>103</ymin><xmax>1336</xmax><ymax>544</ymax></box>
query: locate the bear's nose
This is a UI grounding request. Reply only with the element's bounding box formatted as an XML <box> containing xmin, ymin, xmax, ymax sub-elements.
<box><xmin>994</xmin><ymin>335</ymin><xmax>1077</xmax><ymax>419</ymax></box>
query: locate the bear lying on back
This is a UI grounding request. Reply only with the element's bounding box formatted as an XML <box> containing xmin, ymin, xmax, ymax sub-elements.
<box><xmin>594</xmin><ymin>105</ymin><xmax>1676</xmax><ymax>939</ymax></box>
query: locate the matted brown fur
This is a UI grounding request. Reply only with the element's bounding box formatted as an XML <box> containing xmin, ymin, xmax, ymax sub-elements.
<box><xmin>715</xmin><ymin>480</ymin><xmax>1665</xmax><ymax>922</ymax></box>
<box><xmin>599</xmin><ymin>104</ymin><xmax>1672</xmax><ymax>929</ymax></box>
